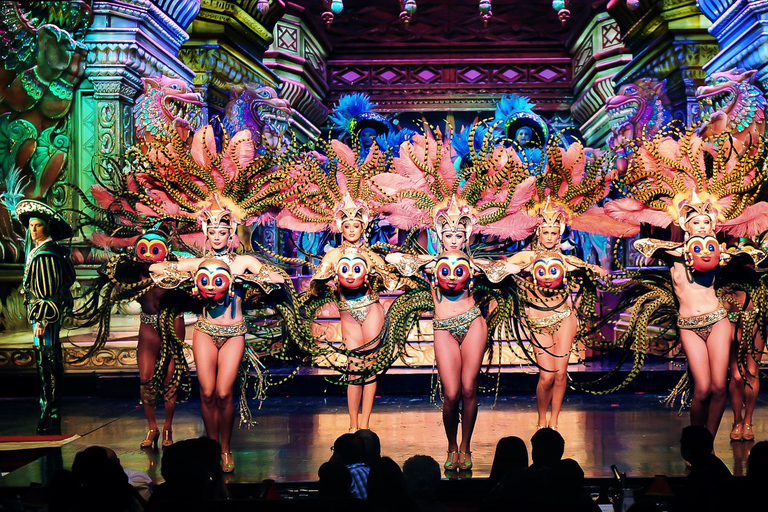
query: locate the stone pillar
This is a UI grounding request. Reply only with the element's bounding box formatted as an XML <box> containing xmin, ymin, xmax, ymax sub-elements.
<box><xmin>569</xmin><ymin>11</ymin><xmax>633</xmax><ymax>146</ymax></box>
<box><xmin>263</xmin><ymin>2</ymin><xmax>331</xmax><ymax>140</ymax></box>
<box><xmin>180</xmin><ymin>0</ymin><xmax>285</xmax><ymax>121</ymax></box>
<box><xmin>698</xmin><ymin>0</ymin><xmax>768</xmax><ymax>87</ymax></box>
<box><xmin>608</xmin><ymin>0</ymin><xmax>719</xmax><ymax>124</ymax></box>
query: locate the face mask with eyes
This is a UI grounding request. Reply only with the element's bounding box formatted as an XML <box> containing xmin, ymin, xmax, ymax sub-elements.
<box><xmin>135</xmin><ymin>233</ymin><xmax>169</xmax><ymax>262</ymax></box>
<box><xmin>337</xmin><ymin>254</ymin><xmax>368</xmax><ymax>290</ymax></box>
<box><xmin>194</xmin><ymin>260</ymin><xmax>233</xmax><ymax>302</ymax></box>
<box><xmin>532</xmin><ymin>254</ymin><xmax>566</xmax><ymax>289</ymax></box>
<box><xmin>684</xmin><ymin>235</ymin><xmax>722</xmax><ymax>272</ymax></box>
<box><xmin>434</xmin><ymin>251</ymin><xmax>472</xmax><ymax>293</ymax></box>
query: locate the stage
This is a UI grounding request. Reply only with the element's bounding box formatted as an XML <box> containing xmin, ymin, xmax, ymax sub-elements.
<box><xmin>1</xmin><ymin>389</ymin><xmax>764</xmax><ymax>487</ymax></box>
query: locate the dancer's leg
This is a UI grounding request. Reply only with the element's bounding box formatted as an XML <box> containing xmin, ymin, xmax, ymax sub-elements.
<box><xmin>458</xmin><ymin>318</ymin><xmax>488</xmax><ymax>461</ymax></box>
<box><xmin>533</xmin><ymin>333</ymin><xmax>557</xmax><ymax>427</ymax></box>
<box><xmin>705</xmin><ymin>320</ymin><xmax>731</xmax><ymax>437</ymax></box>
<box><xmin>680</xmin><ymin>329</ymin><xmax>713</xmax><ymax>429</ymax></box>
<box><xmin>137</xmin><ymin>323</ymin><xmax>161</xmax><ymax>432</ymax></box>
<box><xmin>359</xmin><ymin>305</ymin><xmax>384</xmax><ymax>430</ymax></box>
<box><xmin>434</xmin><ymin>330</ymin><xmax>462</xmax><ymax>465</ymax></box>
<box><xmin>193</xmin><ymin>332</ymin><xmax>220</xmax><ymax>442</ymax></box>
<box><xmin>215</xmin><ymin>335</ymin><xmax>245</xmax><ymax>454</ymax></box>
<box><xmin>549</xmin><ymin>314</ymin><xmax>577</xmax><ymax>429</ymax></box>
<box><xmin>162</xmin><ymin>316</ymin><xmax>185</xmax><ymax>434</ymax></box>
<box><xmin>728</xmin><ymin>331</ymin><xmax>745</xmax><ymax>429</ymax></box>
<box><xmin>743</xmin><ymin>329</ymin><xmax>763</xmax><ymax>427</ymax></box>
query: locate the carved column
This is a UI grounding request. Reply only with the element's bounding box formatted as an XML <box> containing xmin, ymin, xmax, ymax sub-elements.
<box><xmin>263</xmin><ymin>2</ymin><xmax>331</xmax><ymax>140</ymax></box>
<box><xmin>698</xmin><ymin>0</ymin><xmax>768</xmax><ymax>87</ymax></box>
<box><xmin>569</xmin><ymin>11</ymin><xmax>633</xmax><ymax>146</ymax></box>
<box><xmin>608</xmin><ymin>0</ymin><xmax>719</xmax><ymax>124</ymax></box>
<box><xmin>180</xmin><ymin>0</ymin><xmax>286</xmax><ymax>121</ymax></box>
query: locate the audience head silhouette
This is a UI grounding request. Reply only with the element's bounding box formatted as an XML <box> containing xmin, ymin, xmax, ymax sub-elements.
<box><xmin>332</xmin><ymin>433</ymin><xmax>366</xmax><ymax>465</ymax></box>
<box><xmin>531</xmin><ymin>428</ymin><xmax>565</xmax><ymax>466</ymax></box>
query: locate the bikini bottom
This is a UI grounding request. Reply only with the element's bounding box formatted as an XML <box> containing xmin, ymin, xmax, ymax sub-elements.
<box><xmin>194</xmin><ymin>319</ymin><xmax>247</xmax><ymax>349</ymax></box>
<box><xmin>433</xmin><ymin>305</ymin><xmax>481</xmax><ymax>344</ymax></box>
<box><xmin>677</xmin><ymin>305</ymin><xmax>727</xmax><ymax>342</ymax></box>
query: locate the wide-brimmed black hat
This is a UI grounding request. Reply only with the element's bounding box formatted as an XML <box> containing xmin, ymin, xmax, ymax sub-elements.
<box><xmin>15</xmin><ymin>199</ymin><xmax>73</xmax><ymax>241</ymax></box>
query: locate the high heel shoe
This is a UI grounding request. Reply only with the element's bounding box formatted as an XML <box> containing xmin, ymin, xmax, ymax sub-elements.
<box><xmin>444</xmin><ymin>451</ymin><xmax>459</xmax><ymax>471</ymax></box>
<box><xmin>140</xmin><ymin>429</ymin><xmax>159</xmax><ymax>450</ymax></box>
<box><xmin>743</xmin><ymin>424</ymin><xmax>755</xmax><ymax>441</ymax></box>
<box><xmin>162</xmin><ymin>429</ymin><xmax>173</xmax><ymax>448</ymax></box>
<box><xmin>458</xmin><ymin>451</ymin><xmax>473</xmax><ymax>471</ymax></box>
<box><xmin>730</xmin><ymin>423</ymin><xmax>744</xmax><ymax>441</ymax></box>
<box><xmin>222</xmin><ymin>452</ymin><xmax>235</xmax><ymax>473</ymax></box>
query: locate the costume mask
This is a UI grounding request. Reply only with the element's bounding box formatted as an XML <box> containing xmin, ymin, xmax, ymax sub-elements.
<box><xmin>434</xmin><ymin>251</ymin><xmax>472</xmax><ymax>293</ymax></box>
<box><xmin>135</xmin><ymin>233</ymin><xmax>169</xmax><ymax>262</ymax></box>
<box><xmin>194</xmin><ymin>260</ymin><xmax>233</xmax><ymax>302</ymax></box>
<box><xmin>337</xmin><ymin>254</ymin><xmax>368</xmax><ymax>290</ymax></box>
<box><xmin>684</xmin><ymin>235</ymin><xmax>722</xmax><ymax>272</ymax></box>
<box><xmin>533</xmin><ymin>254</ymin><xmax>566</xmax><ymax>289</ymax></box>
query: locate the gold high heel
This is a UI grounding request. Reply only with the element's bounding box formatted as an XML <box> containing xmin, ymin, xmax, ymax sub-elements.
<box><xmin>162</xmin><ymin>429</ymin><xmax>173</xmax><ymax>448</ymax></box>
<box><xmin>222</xmin><ymin>452</ymin><xmax>235</xmax><ymax>473</ymax></box>
<box><xmin>140</xmin><ymin>429</ymin><xmax>159</xmax><ymax>450</ymax></box>
<box><xmin>444</xmin><ymin>450</ymin><xmax>459</xmax><ymax>471</ymax></box>
<box><xmin>743</xmin><ymin>424</ymin><xmax>755</xmax><ymax>441</ymax></box>
<box><xmin>458</xmin><ymin>451</ymin><xmax>473</xmax><ymax>471</ymax></box>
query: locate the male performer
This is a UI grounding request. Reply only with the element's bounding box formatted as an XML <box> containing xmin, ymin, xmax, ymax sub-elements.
<box><xmin>15</xmin><ymin>200</ymin><xmax>75</xmax><ymax>434</ymax></box>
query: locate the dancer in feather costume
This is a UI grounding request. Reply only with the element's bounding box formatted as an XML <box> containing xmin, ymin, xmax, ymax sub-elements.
<box><xmin>378</xmin><ymin>125</ymin><xmax>538</xmax><ymax>471</ymax></box>
<box><xmin>605</xmin><ymin>126</ymin><xmax>767</xmax><ymax>436</ymax></box>
<box><xmin>134</xmin><ymin>123</ymin><xmax>291</xmax><ymax>473</ymax></box>
<box><xmin>275</xmin><ymin>133</ymin><xmax>400</xmax><ymax>433</ymax></box>
<box><xmin>497</xmin><ymin>140</ymin><xmax>636</xmax><ymax>431</ymax></box>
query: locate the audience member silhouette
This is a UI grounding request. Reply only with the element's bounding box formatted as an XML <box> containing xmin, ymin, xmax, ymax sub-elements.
<box><xmin>367</xmin><ymin>456</ymin><xmax>417</xmax><ymax>512</ymax></box>
<box><xmin>331</xmin><ymin>433</ymin><xmax>370</xmax><ymax>500</ymax></box>
<box><xmin>318</xmin><ymin>461</ymin><xmax>354</xmax><ymax>499</ymax></box>
<box><xmin>70</xmin><ymin>446</ymin><xmax>144</xmax><ymax>512</ymax></box>
<box><xmin>679</xmin><ymin>425</ymin><xmax>731</xmax><ymax>512</ymax></box>
<box><xmin>403</xmin><ymin>455</ymin><xmax>448</xmax><ymax>512</ymax></box>
<box><xmin>530</xmin><ymin>427</ymin><xmax>565</xmax><ymax>469</ymax></box>
<box><xmin>488</xmin><ymin>436</ymin><xmax>528</xmax><ymax>486</ymax></box>
<box><xmin>147</xmin><ymin>437</ymin><xmax>227</xmax><ymax>511</ymax></box>
<box><xmin>356</xmin><ymin>429</ymin><xmax>382</xmax><ymax>466</ymax></box>
<box><xmin>747</xmin><ymin>440</ymin><xmax>768</xmax><ymax>481</ymax></box>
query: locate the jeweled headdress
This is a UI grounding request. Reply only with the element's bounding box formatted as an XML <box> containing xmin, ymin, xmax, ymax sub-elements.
<box><xmin>433</xmin><ymin>195</ymin><xmax>477</xmax><ymax>243</ymax></box>
<box><xmin>532</xmin><ymin>196</ymin><xmax>566</xmax><ymax>235</ymax></box>
<box><xmin>334</xmin><ymin>193</ymin><xmax>370</xmax><ymax>231</ymax></box>
<box><xmin>675</xmin><ymin>190</ymin><xmax>718</xmax><ymax>233</ymax></box>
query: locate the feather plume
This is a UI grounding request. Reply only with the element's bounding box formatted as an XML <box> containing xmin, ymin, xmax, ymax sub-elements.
<box><xmin>571</xmin><ymin>207</ymin><xmax>640</xmax><ymax>237</ymax></box>
<box><xmin>191</xmin><ymin>125</ymin><xmax>218</xmax><ymax>168</ymax></box>
<box><xmin>718</xmin><ymin>202</ymin><xmax>768</xmax><ymax>237</ymax></box>
<box><xmin>221</xmin><ymin>130</ymin><xmax>254</xmax><ymax>181</ymax></box>
<box><xmin>605</xmin><ymin>198</ymin><xmax>673</xmax><ymax>228</ymax></box>
<box><xmin>478</xmin><ymin>212</ymin><xmax>539</xmax><ymax>241</ymax></box>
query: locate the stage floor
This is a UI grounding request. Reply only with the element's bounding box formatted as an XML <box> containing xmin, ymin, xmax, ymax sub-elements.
<box><xmin>1</xmin><ymin>391</ymin><xmax>765</xmax><ymax>486</ymax></box>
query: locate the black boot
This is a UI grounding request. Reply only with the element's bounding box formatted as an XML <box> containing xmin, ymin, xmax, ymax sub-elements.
<box><xmin>36</xmin><ymin>346</ymin><xmax>63</xmax><ymax>434</ymax></box>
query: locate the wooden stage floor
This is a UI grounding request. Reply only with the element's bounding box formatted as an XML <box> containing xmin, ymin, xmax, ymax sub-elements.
<box><xmin>1</xmin><ymin>392</ymin><xmax>766</xmax><ymax>486</ymax></box>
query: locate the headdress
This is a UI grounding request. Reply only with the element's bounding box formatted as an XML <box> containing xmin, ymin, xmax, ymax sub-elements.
<box><xmin>523</xmin><ymin>141</ymin><xmax>637</xmax><ymax>239</ymax></box>
<box><xmin>533</xmin><ymin>196</ymin><xmax>566</xmax><ymax>235</ymax></box>
<box><xmin>15</xmin><ymin>199</ymin><xmax>73</xmax><ymax>241</ymax></box>
<box><xmin>605</xmin><ymin>127</ymin><xmax>768</xmax><ymax>237</ymax></box>
<box><xmin>276</xmin><ymin>138</ymin><xmax>387</xmax><ymax>234</ymax></box>
<box><xmin>433</xmin><ymin>195</ymin><xmax>477</xmax><ymax>243</ymax></box>
<box><xmin>334</xmin><ymin>193</ymin><xmax>370</xmax><ymax>231</ymax></box>
<box><xmin>328</xmin><ymin>93</ymin><xmax>393</xmax><ymax>137</ymax></box>
<box><xmin>675</xmin><ymin>189</ymin><xmax>718</xmax><ymax>233</ymax></box>
<box><xmin>493</xmin><ymin>94</ymin><xmax>549</xmax><ymax>146</ymax></box>
<box><xmin>372</xmin><ymin>126</ymin><xmax>540</xmax><ymax>243</ymax></box>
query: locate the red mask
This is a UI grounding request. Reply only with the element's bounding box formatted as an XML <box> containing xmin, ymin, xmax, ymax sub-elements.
<box><xmin>135</xmin><ymin>234</ymin><xmax>168</xmax><ymax>262</ymax></box>
<box><xmin>195</xmin><ymin>261</ymin><xmax>232</xmax><ymax>302</ymax></box>
<box><xmin>532</xmin><ymin>255</ymin><xmax>566</xmax><ymax>289</ymax></box>
<box><xmin>337</xmin><ymin>255</ymin><xmax>368</xmax><ymax>290</ymax></box>
<box><xmin>685</xmin><ymin>235</ymin><xmax>721</xmax><ymax>272</ymax></box>
<box><xmin>434</xmin><ymin>251</ymin><xmax>472</xmax><ymax>293</ymax></box>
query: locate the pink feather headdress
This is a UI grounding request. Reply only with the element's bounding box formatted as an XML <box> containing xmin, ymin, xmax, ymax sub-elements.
<box><xmin>275</xmin><ymin>138</ymin><xmax>388</xmax><ymax>233</ymax></box>
<box><xmin>372</xmin><ymin>127</ymin><xmax>540</xmax><ymax>241</ymax></box>
<box><xmin>526</xmin><ymin>142</ymin><xmax>638</xmax><ymax>238</ymax></box>
<box><xmin>88</xmin><ymin>124</ymin><xmax>284</xmax><ymax>250</ymax></box>
<box><xmin>605</xmin><ymin>127</ymin><xmax>767</xmax><ymax>237</ymax></box>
